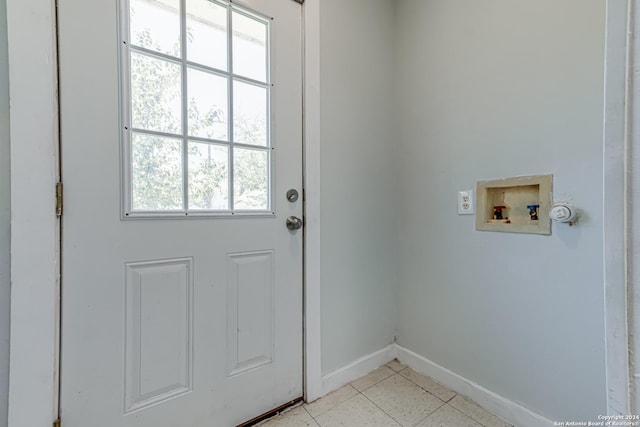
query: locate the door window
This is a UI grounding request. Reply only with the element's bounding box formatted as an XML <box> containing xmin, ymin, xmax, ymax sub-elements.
<box><xmin>122</xmin><ymin>0</ymin><xmax>272</xmax><ymax>216</ymax></box>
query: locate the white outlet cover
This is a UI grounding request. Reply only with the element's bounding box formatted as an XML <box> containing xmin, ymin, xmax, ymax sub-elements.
<box><xmin>458</xmin><ymin>190</ymin><xmax>474</xmax><ymax>215</ymax></box>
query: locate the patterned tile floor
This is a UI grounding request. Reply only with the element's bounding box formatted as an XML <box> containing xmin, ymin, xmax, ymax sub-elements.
<box><xmin>257</xmin><ymin>360</ymin><xmax>513</xmax><ymax>427</ymax></box>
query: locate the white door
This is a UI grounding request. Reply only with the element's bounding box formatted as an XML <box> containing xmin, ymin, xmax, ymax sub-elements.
<box><xmin>58</xmin><ymin>0</ymin><xmax>303</xmax><ymax>426</ymax></box>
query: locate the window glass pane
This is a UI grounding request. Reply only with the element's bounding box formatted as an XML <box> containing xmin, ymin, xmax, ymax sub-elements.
<box><xmin>187</xmin><ymin>0</ymin><xmax>228</xmax><ymax>71</ymax></box>
<box><xmin>131</xmin><ymin>52</ymin><xmax>182</xmax><ymax>134</ymax></box>
<box><xmin>188</xmin><ymin>68</ymin><xmax>229</xmax><ymax>140</ymax></box>
<box><xmin>234</xmin><ymin>148</ymin><xmax>268</xmax><ymax>210</ymax></box>
<box><xmin>125</xmin><ymin>1</ymin><xmax>275</xmax><ymax>215</ymax></box>
<box><xmin>188</xmin><ymin>142</ymin><xmax>229</xmax><ymax>210</ymax></box>
<box><xmin>130</xmin><ymin>0</ymin><xmax>180</xmax><ymax>57</ymax></box>
<box><xmin>233</xmin><ymin>81</ymin><xmax>267</xmax><ymax>146</ymax></box>
<box><xmin>232</xmin><ymin>11</ymin><xmax>267</xmax><ymax>82</ymax></box>
<box><xmin>131</xmin><ymin>133</ymin><xmax>183</xmax><ymax>210</ymax></box>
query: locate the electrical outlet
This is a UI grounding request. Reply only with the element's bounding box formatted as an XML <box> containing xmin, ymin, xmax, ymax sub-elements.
<box><xmin>458</xmin><ymin>190</ymin><xmax>474</xmax><ymax>215</ymax></box>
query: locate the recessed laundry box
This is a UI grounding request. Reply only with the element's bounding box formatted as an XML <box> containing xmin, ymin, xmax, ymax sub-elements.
<box><xmin>476</xmin><ymin>174</ymin><xmax>552</xmax><ymax>235</ymax></box>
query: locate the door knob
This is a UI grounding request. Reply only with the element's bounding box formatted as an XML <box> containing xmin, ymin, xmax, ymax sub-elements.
<box><xmin>286</xmin><ymin>216</ymin><xmax>303</xmax><ymax>230</ymax></box>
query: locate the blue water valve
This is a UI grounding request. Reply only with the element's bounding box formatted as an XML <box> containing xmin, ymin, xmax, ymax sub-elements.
<box><xmin>527</xmin><ymin>205</ymin><xmax>540</xmax><ymax>221</ymax></box>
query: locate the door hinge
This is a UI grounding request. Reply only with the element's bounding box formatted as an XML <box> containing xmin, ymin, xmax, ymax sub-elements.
<box><xmin>56</xmin><ymin>182</ymin><xmax>63</xmax><ymax>217</ymax></box>
<box><xmin>53</xmin><ymin>417</ymin><xmax>61</xmax><ymax>427</ymax></box>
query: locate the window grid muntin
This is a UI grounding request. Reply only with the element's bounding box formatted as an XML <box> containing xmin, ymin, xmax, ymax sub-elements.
<box><xmin>122</xmin><ymin>0</ymin><xmax>273</xmax><ymax>217</ymax></box>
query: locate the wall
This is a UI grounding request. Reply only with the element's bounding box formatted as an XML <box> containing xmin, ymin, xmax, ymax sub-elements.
<box><xmin>395</xmin><ymin>0</ymin><xmax>606</xmax><ymax>421</ymax></box>
<box><xmin>0</xmin><ymin>0</ymin><xmax>9</xmax><ymax>424</ymax></box>
<box><xmin>319</xmin><ymin>0</ymin><xmax>397</xmax><ymax>375</ymax></box>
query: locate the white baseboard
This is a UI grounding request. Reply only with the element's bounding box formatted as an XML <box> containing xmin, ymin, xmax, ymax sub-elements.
<box><xmin>316</xmin><ymin>344</ymin><xmax>552</xmax><ymax>426</ymax></box>
<box><xmin>320</xmin><ymin>344</ymin><xmax>397</xmax><ymax>397</ymax></box>
<box><xmin>395</xmin><ymin>345</ymin><xmax>554</xmax><ymax>427</ymax></box>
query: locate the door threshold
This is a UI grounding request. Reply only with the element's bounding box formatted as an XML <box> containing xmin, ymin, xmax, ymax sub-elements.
<box><xmin>237</xmin><ymin>397</ymin><xmax>304</xmax><ymax>427</ymax></box>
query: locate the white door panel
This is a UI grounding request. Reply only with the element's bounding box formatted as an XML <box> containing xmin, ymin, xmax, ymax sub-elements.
<box><xmin>59</xmin><ymin>0</ymin><xmax>303</xmax><ymax>425</ymax></box>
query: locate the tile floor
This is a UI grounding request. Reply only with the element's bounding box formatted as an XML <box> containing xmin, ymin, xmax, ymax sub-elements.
<box><xmin>257</xmin><ymin>360</ymin><xmax>513</xmax><ymax>427</ymax></box>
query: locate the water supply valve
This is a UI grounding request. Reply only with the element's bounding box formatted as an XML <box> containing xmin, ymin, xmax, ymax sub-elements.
<box><xmin>493</xmin><ymin>205</ymin><xmax>507</xmax><ymax>220</ymax></box>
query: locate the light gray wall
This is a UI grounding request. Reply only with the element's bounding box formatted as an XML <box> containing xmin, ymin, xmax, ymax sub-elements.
<box><xmin>395</xmin><ymin>0</ymin><xmax>606</xmax><ymax>421</ymax></box>
<box><xmin>319</xmin><ymin>0</ymin><xmax>397</xmax><ymax>375</ymax></box>
<box><xmin>0</xmin><ymin>0</ymin><xmax>9</xmax><ymax>424</ymax></box>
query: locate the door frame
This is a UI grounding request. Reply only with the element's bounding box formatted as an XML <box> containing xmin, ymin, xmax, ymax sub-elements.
<box><xmin>6</xmin><ymin>0</ymin><xmax>60</xmax><ymax>426</ymax></box>
<box><xmin>302</xmin><ymin>0</ymin><xmax>322</xmax><ymax>403</ymax></box>
<box><xmin>6</xmin><ymin>0</ymin><xmax>323</xmax><ymax>426</ymax></box>
<box><xmin>603</xmin><ymin>0</ymin><xmax>634</xmax><ymax>415</ymax></box>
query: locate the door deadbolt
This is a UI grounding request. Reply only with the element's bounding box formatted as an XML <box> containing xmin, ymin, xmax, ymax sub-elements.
<box><xmin>286</xmin><ymin>189</ymin><xmax>299</xmax><ymax>203</ymax></box>
<box><xmin>286</xmin><ymin>216</ymin><xmax>303</xmax><ymax>230</ymax></box>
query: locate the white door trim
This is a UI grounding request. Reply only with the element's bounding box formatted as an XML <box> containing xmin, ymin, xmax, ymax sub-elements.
<box><xmin>6</xmin><ymin>0</ymin><xmax>60</xmax><ymax>426</ymax></box>
<box><xmin>603</xmin><ymin>0</ymin><xmax>633</xmax><ymax>416</ymax></box>
<box><xmin>302</xmin><ymin>0</ymin><xmax>323</xmax><ymax>403</ymax></box>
